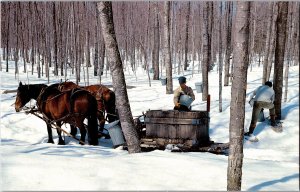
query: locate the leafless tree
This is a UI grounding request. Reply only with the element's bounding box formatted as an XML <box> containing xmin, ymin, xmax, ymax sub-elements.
<box><xmin>227</xmin><ymin>2</ymin><xmax>250</xmax><ymax>191</ymax></box>
<box><xmin>152</xmin><ymin>2</ymin><xmax>160</xmax><ymax>80</ymax></box>
<box><xmin>273</xmin><ymin>2</ymin><xmax>289</xmax><ymax>120</ymax></box>
<box><xmin>266</xmin><ymin>3</ymin><xmax>278</xmax><ymax>82</ymax></box>
<box><xmin>183</xmin><ymin>2</ymin><xmax>191</xmax><ymax>71</ymax></box>
<box><xmin>201</xmin><ymin>2</ymin><xmax>211</xmax><ymax>101</ymax></box>
<box><xmin>218</xmin><ymin>2</ymin><xmax>223</xmax><ymax>112</ymax></box>
<box><xmin>163</xmin><ymin>1</ymin><xmax>173</xmax><ymax>94</ymax></box>
<box><xmin>97</xmin><ymin>1</ymin><xmax>141</xmax><ymax>154</ymax></box>
<box><xmin>223</xmin><ymin>1</ymin><xmax>232</xmax><ymax>86</ymax></box>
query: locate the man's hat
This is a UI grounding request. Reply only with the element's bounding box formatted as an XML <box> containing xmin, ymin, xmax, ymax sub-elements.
<box><xmin>178</xmin><ymin>76</ymin><xmax>186</xmax><ymax>84</ymax></box>
<box><xmin>265</xmin><ymin>81</ymin><xmax>272</xmax><ymax>87</ymax></box>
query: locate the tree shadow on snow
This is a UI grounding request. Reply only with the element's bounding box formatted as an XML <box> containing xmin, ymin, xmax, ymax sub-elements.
<box><xmin>281</xmin><ymin>104</ymin><xmax>299</xmax><ymax>120</ymax></box>
<box><xmin>247</xmin><ymin>173</ymin><xmax>299</xmax><ymax>191</ymax></box>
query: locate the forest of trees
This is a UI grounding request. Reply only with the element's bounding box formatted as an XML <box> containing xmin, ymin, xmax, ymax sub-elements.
<box><xmin>1</xmin><ymin>2</ymin><xmax>299</xmax><ymax>84</ymax></box>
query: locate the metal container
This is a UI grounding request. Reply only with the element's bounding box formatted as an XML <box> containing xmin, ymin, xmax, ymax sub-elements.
<box><xmin>105</xmin><ymin>120</ymin><xmax>125</xmax><ymax>147</ymax></box>
<box><xmin>149</xmin><ymin>68</ymin><xmax>154</xmax><ymax>73</ymax></box>
<box><xmin>195</xmin><ymin>82</ymin><xmax>203</xmax><ymax>93</ymax></box>
<box><xmin>179</xmin><ymin>95</ymin><xmax>193</xmax><ymax>108</ymax></box>
<box><xmin>161</xmin><ymin>78</ymin><xmax>167</xmax><ymax>85</ymax></box>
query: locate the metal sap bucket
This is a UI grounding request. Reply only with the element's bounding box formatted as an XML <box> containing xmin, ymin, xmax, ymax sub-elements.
<box><xmin>104</xmin><ymin>120</ymin><xmax>125</xmax><ymax>147</ymax></box>
<box><xmin>195</xmin><ymin>82</ymin><xmax>203</xmax><ymax>93</ymax></box>
<box><xmin>179</xmin><ymin>95</ymin><xmax>193</xmax><ymax>108</ymax></box>
<box><xmin>161</xmin><ymin>78</ymin><xmax>167</xmax><ymax>85</ymax></box>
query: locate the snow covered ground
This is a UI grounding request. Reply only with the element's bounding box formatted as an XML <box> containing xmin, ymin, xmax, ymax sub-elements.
<box><xmin>0</xmin><ymin>60</ymin><xmax>299</xmax><ymax>191</ymax></box>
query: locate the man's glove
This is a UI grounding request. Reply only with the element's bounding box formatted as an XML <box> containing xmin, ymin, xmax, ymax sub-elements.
<box><xmin>175</xmin><ymin>102</ymin><xmax>181</xmax><ymax>107</ymax></box>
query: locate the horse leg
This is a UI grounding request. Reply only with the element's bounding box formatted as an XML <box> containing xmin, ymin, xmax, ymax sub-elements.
<box><xmin>88</xmin><ymin>114</ymin><xmax>99</xmax><ymax>146</ymax></box>
<box><xmin>75</xmin><ymin>120</ymin><xmax>86</xmax><ymax>145</ymax></box>
<box><xmin>97</xmin><ymin>111</ymin><xmax>108</xmax><ymax>138</ymax></box>
<box><xmin>56</xmin><ymin>122</ymin><xmax>65</xmax><ymax>145</ymax></box>
<box><xmin>70</xmin><ymin>125</ymin><xmax>77</xmax><ymax>137</ymax></box>
<box><xmin>46</xmin><ymin>122</ymin><xmax>54</xmax><ymax>144</ymax></box>
<box><xmin>98</xmin><ymin>114</ymin><xmax>105</xmax><ymax>132</ymax></box>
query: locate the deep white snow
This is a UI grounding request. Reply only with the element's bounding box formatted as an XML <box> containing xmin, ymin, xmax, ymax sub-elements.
<box><xmin>0</xmin><ymin>59</ymin><xmax>299</xmax><ymax>191</ymax></box>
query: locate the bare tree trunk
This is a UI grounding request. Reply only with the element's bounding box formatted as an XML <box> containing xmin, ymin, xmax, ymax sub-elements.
<box><xmin>227</xmin><ymin>2</ymin><xmax>250</xmax><ymax>191</ymax></box>
<box><xmin>94</xmin><ymin>2</ymin><xmax>99</xmax><ymax>77</ymax></box>
<box><xmin>64</xmin><ymin>6</ymin><xmax>70</xmax><ymax>81</ymax></box>
<box><xmin>18</xmin><ymin>2</ymin><xmax>26</xmax><ymax>73</ymax></box>
<box><xmin>218</xmin><ymin>2</ymin><xmax>223</xmax><ymax>112</ymax></box>
<box><xmin>86</xmin><ymin>31</ymin><xmax>90</xmax><ymax>86</ymax></box>
<box><xmin>183</xmin><ymin>2</ymin><xmax>191</xmax><ymax>71</ymax></box>
<box><xmin>208</xmin><ymin>2</ymin><xmax>214</xmax><ymax>71</ymax></box>
<box><xmin>99</xmin><ymin>39</ymin><xmax>105</xmax><ymax>82</ymax></box>
<box><xmin>58</xmin><ymin>3</ymin><xmax>64</xmax><ymax>77</ymax></box>
<box><xmin>191</xmin><ymin>2</ymin><xmax>196</xmax><ymax>77</ymax></box>
<box><xmin>52</xmin><ymin>2</ymin><xmax>58</xmax><ymax>76</ymax></box>
<box><xmin>172</xmin><ymin>2</ymin><xmax>177</xmax><ymax>75</ymax></box>
<box><xmin>177</xmin><ymin>5</ymin><xmax>182</xmax><ymax>75</ymax></box>
<box><xmin>202</xmin><ymin>2</ymin><xmax>210</xmax><ymax>101</ymax></box>
<box><xmin>5</xmin><ymin>2</ymin><xmax>11</xmax><ymax>72</ymax></box>
<box><xmin>266</xmin><ymin>3</ymin><xmax>278</xmax><ymax>81</ymax></box>
<box><xmin>273</xmin><ymin>2</ymin><xmax>288</xmax><ymax>120</ymax></box>
<box><xmin>283</xmin><ymin>12</ymin><xmax>292</xmax><ymax>102</ymax></box>
<box><xmin>97</xmin><ymin>1</ymin><xmax>141</xmax><ymax>154</ymax></box>
<box><xmin>249</xmin><ymin>2</ymin><xmax>257</xmax><ymax>68</ymax></box>
<box><xmin>152</xmin><ymin>2</ymin><xmax>160</xmax><ymax>80</ymax></box>
<box><xmin>13</xmin><ymin>3</ymin><xmax>19</xmax><ymax>79</ymax></box>
<box><xmin>224</xmin><ymin>2</ymin><xmax>232</xmax><ymax>86</ymax></box>
<box><xmin>163</xmin><ymin>1</ymin><xmax>173</xmax><ymax>94</ymax></box>
<box><xmin>262</xmin><ymin>2</ymin><xmax>274</xmax><ymax>84</ymax></box>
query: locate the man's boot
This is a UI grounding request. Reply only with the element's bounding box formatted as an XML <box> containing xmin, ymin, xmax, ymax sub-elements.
<box><xmin>244</xmin><ymin>123</ymin><xmax>258</xmax><ymax>142</ymax></box>
<box><xmin>270</xmin><ymin>115</ymin><xmax>277</xmax><ymax>126</ymax></box>
<box><xmin>245</xmin><ymin>123</ymin><xmax>256</xmax><ymax>136</ymax></box>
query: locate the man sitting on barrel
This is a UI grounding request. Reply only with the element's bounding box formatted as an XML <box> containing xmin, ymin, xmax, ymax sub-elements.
<box><xmin>173</xmin><ymin>76</ymin><xmax>195</xmax><ymax>111</ymax></box>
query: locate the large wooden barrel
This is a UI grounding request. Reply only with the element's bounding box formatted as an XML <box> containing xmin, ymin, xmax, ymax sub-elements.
<box><xmin>144</xmin><ymin>110</ymin><xmax>210</xmax><ymax>146</ymax></box>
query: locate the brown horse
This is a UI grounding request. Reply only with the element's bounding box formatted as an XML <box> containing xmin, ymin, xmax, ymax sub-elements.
<box><xmin>15</xmin><ymin>82</ymin><xmax>99</xmax><ymax>145</ymax></box>
<box><xmin>57</xmin><ymin>81</ymin><xmax>118</xmax><ymax>135</ymax></box>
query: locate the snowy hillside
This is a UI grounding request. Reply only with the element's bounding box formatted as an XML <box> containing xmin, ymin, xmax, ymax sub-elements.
<box><xmin>0</xmin><ymin>60</ymin><xmax>299</xmax><ymax>191</ymax></box>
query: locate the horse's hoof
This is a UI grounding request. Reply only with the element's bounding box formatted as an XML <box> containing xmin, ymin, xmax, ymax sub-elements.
<box><xmin>90</xmin><ymin>142</ymin><xmax>98</xmax><ymax>146</ymax></box>
<box><xmin>47</xmin><ymin>140</ymin><xmax>54</xmax><ymax>144</ymax></box>
<box><xmin>58</xmin><ymin>141</ymin><xmax>65</xmax><ymax>145</ymax></box>
<box><xmin>79</xmin><ymin>141</ymin><xmax>85</xmax><ymax>145</ymax></box>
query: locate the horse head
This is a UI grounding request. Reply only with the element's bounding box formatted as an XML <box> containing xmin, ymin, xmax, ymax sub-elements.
<box><xmin>15</xmin><ymin>82</ymin><xmax>31</xmax><ymax>112</ymax></box>
<box><xmin>15</xmin><ymin>82</ymin><xmax>48</xmax><ymax>112</ymax></box>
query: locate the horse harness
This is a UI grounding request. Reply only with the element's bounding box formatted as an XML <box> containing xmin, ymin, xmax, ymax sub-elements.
<box><xmin>36</xmin><ymin>87</ymin><xmax>91</xmax><ymax>125</ymax></box>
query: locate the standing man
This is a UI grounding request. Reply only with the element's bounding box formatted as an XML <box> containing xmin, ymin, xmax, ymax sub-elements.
<box><xmin>173</xmin><ymin>76</ymin><xmax>195</xmax><ymax>111</ymax></box>
<box><xmin>245</xmin><ymin>81</ymin><xmax>278</xmax><ymax>139</ymax></box>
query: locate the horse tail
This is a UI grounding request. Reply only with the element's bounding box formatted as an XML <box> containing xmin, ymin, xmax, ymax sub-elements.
<box><xmin>69</xmin><ymin>89</ymin><xmax>76</xmax><ymax>114</ymax></box>
<box><xmin>105</xmin><ymin>90</ymin><xmax>119</xmax><ymax>123</ymax></box>
<box><xmin>87</xmin><ymin>93</ymin><xmax>99</xmax><ymax>146</ymax></box>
